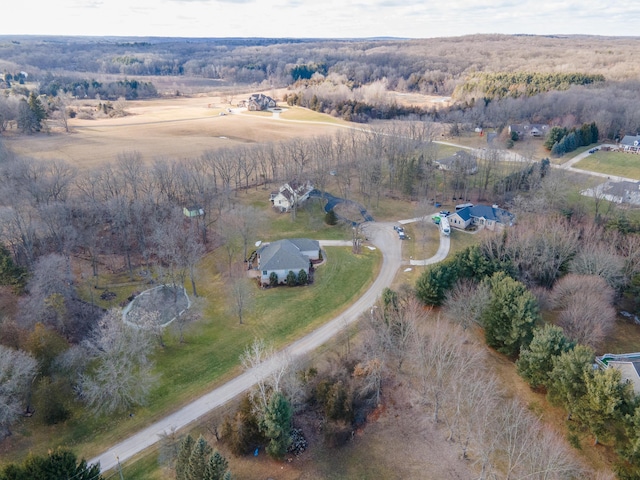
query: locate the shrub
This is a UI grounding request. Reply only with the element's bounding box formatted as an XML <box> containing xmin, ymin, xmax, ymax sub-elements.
<box><xmin>325</xmin><ymin>209</ymin><xmax>338</xmax><ymax>225</ymax></box>
<box><xmin>298</xmin><ymin>269</ymin><xmax>308</xmax><ymax>285</ymax></box>
<box><xmin>286</xmin><ymin>270</ymin><xmax>297</xmax><ymax>286</ymax></box>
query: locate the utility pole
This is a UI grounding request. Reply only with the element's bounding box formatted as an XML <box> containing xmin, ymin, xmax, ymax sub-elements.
<box><xmin>116</xmin><ymin>456</ymin><xmax>124</xmax><ymax>480</ymax></box>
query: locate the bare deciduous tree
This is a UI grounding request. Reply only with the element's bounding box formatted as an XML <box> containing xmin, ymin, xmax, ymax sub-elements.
<box><xmin>0</xmin><ymin>345</ymin><xmax>38</xmax><ymax>439</ymax></box>
<box><xmin>80</xmin><ymin>310</ymin><xmax>156</xmax><ymax>415</ymax></box>
<box><xmin>550</xmin><ymin>274</ymin><xmax>616</xmax><ymax>348</ymax></box>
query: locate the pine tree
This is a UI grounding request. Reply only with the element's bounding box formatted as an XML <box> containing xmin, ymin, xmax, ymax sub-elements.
<box><xmin>516</xmin><ymin>324</ymin><xmax>573</xmax><ymax>389</ymax></box>
<box><xmin>577</xmin><ymin>367</ymin><xmax>633</xmax><ymax>445</ymax></box>
<box><xmin>547</xmin><ymin>345</ymin><xmax>594</xmax><ymax>416</ymax></box>
<box><xmin>186</xmin><ymin>436</ymin><xmax>212</xmax><ymax>480</ymax></box>
<box><xmin>27</xmin><ymin>92</ymin><xmax>46</xmax><ymax>131</ymax></box>
<box><xmin>175</xmin><ymin>434</ymin><xmax>195</xmax><ymax>480</ymax></box>
<box><xmin>203</xmin><ymin>450</ymin><xmax>229</xmax><ymax>480</ymax></box>
<box><xmin>481</xmin><ymin>272</ymin><xmax>539</xmax><ymax>357</ymax></box>
<box><xmin>262</xmin><ymin>391</ymin><xmax>292</xmax><ymax>459</ymax></box>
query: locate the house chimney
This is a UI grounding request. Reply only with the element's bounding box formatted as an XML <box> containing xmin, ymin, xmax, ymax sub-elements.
<box><xmin>492</xmin><ymin>204</ymin><xmax>499</xmax><ymax>208</ymax></box>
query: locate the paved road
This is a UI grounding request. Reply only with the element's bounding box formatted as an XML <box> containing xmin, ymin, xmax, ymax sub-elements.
<box><xmin>90</xmin><ymin>221</ymin><xmax>414</xmax><ymax>472</ymax></box>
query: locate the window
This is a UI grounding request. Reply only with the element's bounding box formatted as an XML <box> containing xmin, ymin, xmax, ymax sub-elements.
<box><xmin>262</xmin><ymin>271</ymin><xmax>267</xmax><ymax>276</ymax></box>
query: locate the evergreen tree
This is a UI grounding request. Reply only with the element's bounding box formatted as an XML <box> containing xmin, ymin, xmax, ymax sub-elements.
<box><xmin>27</xmin><ymin>92</ymin><xmax>46</xmax><ymax>131</ymax></box>
<box><xmin>204</xmin><ymin>451</ymin><xmax>229</xmax><ymax>480</ymax></box>
<box><xmin>262</xmin><ymin>391</ymin><xmax>292</xmax><ymax>459</ymax></box>
<box><xmin>547</xmin><ymin>345</ymin><xmax>594</xmax><ymax>416</ymax></box>
<box><xmin>1</xmin><ymin>448</ymin><xmax>101</xmax><ymax>480</ymax></box>
<box><xmin>415</xmin><ymin>260</ymin><xmax>459</xmax><ymax>306</ymax></box>
<box><xmin>175</xmin><ymin>434</ymin><xmax>195</xmax><ymax>480</ymax></box>
<box><xmin>325</xmin><ymin>209</ymin><xmax>338</xmax><ymax>225</ymax></box>
<box><xmin>286</xmin><ymin>270</ymin><xmax>297</xmax><ymax>286</ymax></box>
<box><xmin>481</xmin><ymin>272</ymin><xmax>539</xmax><ymax>357</ymax></box>
<box><xmin>590</xmin><ymin>122</ymin><xmax>599</xmax><ymax>143</ymax></box>
<box><xmin>577</xmin><ymin>367</ymin><xmax>633</xmax><ymax>445</ymax></box>
<box><xmin>544</xmin><ymin>126</ymin><xmax>567</xmax><ymax>150</ymax></box>
<box><xmin>297</xmin><ymin>269</ymin><xmax>308</xmax><ymax>285</ymax></box>
<box><xmin>187</xmin><ymin>436</ymin><xmax>212</xmax><ymax>480</ymax></box>
<box><xmin>622</xmin><ymin>406</ymin><xmax>640</xmax><ymax>468</ymax></box>
<box><xmin>516</xmin><ymin>324</ymin><xmax>573</xmax><ymax>389</ymax></box>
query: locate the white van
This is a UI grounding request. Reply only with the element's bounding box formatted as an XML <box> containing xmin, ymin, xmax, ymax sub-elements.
<box><xmin>440</xmin><ymin>217</ymin><xmax>451</xmax><ymax>236</ymax></box>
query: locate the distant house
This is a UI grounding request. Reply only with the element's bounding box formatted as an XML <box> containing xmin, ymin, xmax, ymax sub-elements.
<box><xmin>508</xmin><ymin>123</ymin><xmax>549</xmax><ymax>138</ymax></box>
<box><xmin>257</xmin><ymin>238</ymin><xmax>320</xmax><ymax>285</ymax></box>
<box><xmin>183</xmin><ymin>206</ymin><xmax>204</xmax><ymax>218</ymax></box>
<box><xmin>596</xmin><ymin>353</ymin><xmax>640</xmax><ymax>395</ymax></box>
<box><xmin>581</xmin><ymin>181</ymin><xmax>640</xmax><ymax>206</ymax></box>
<box><xmin>620</xmin><ymin>135</ymin><xmax>640</xmax><ymax>152</ymax></box>
<box><xmin>435</xmin><ymin>150</ymin><xmax>478</xmax><ymax>174</ymax></box>
<box><xmin>270</xmin><ymin>180</ymin><xmax>314</xmax><ymax>212</ymax></box>
<box><xmin>242</xmin><ymin>93</ymin><xmax>277</xmax><ymax>111</ymax></box>
<box><xmin>448</xmin><ymin>204</ymin><xmax>515</xmax><ymax>231</ymax></box>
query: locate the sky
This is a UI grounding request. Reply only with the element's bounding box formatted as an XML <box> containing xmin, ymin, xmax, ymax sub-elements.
<box><xmin>2</xmin><ymin>0</ymin><xmax>640</xmax><ymax>38</ymax></box>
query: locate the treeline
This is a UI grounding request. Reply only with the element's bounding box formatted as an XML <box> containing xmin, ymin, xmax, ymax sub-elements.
<box><xmin>2</xmin><ymin>35</ymin><xmax>639</xmax><ymax>94</ymax></box>
<box><xmin>543</xmin><ymin>122</ymin><xmax>599</xmax><ymax>156</ymax></box>
<box><xmin>436</xmin><ymin>81</ymin><xmax>640</xmax><ymax>141</ymax></box>
<box><xmin>37</xmin><ymin>75</ymin><xmax>157</xmax><ymax>100</ymax></box>
<box><xmin>455</xmin><ymin>72</ymin><xmax>605</xmax><ymax>100</ymax></box>
<box><xmin>285</xmin><ymin>91</ymin><xmax>427</xmax><ymax>123</ymax></box>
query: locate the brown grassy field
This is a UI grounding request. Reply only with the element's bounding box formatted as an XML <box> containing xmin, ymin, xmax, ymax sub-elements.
<box><xmin>3</xmin><ymin>95</ymin><xmax>349</xmax><ymax>170</ymax></box>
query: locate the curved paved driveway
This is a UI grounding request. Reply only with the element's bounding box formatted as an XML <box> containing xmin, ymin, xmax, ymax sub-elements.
<box><xmin>91</xmin><ymin>222</ymin><xmax>410</xmax><ymax>472</ymax></box>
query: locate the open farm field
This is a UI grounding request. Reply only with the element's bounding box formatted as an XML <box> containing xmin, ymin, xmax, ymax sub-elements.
<box><xmin>573</xmin><ymin>150</ymin><xmax>640</xmax><ymax>180</ymax></box>
<box><xmin>3</xmin><ymin>95</ymin><xmax>349</xmax><ymax>170</ymax></box>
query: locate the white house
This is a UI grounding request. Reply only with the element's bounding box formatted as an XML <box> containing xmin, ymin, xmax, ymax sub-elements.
<box><xmin>256</xmin><ymin>238</ymin><xmax>320</xmax><ymax>285</ymax></box>
<box><xmin>270</xmin><ymin>180</ymin><xmax>314</xmax><ymax>212</ymax></box>
<box><xmin>596</xmin><ymin>353</ymin><xmax>640</xmax><ymax>395</ymax></box>
<box><xmin>620</xmin><ymin>135</ymin><xmax>640</xmax><ymax>153</ymax></box>
<box><xmin>435</xmin><ymin>150</ymin><xmax>478</xmax><ymax>175</ymax></box>
<box><xmin>448</xmin><ymin>204</ymin><xmax>515</xmax><ymax>231</ymax></box>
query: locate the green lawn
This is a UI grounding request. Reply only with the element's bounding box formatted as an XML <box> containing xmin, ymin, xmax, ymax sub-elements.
<box><xmin>573</xmin><ymin>150</ymin><xmax>640</xmax><ymax>180</ymax></box>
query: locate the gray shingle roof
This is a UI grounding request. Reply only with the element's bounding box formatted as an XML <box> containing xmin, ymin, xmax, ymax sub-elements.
<box><xmin>456</xmin><ymin>204</ymin><xmax>515</xmax><ymax>224</ymax></box>
<box><xmin>258</xmin><ymin>239</ymin><xmax>313</xmax><ymax>272</ymax></box>
<box><xmin>288</xmin><ymin>238</ymin><xmax>320</xmax><ymax>252</ymax></box>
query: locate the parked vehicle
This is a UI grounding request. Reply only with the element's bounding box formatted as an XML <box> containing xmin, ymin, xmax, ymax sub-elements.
<box><xmin>393</xmin><ymin>225</ymin><xmax>405</xmax><ymax>233</ymax></box>
<box><xmin>432</xmin><ymin>215</ymin><xmax>441</xmax><ymax>224</ymax></box>
<box><xmin>440</xmin><ymin>217</ymin><xmax>451</xmax><ymax>236</ymax></box>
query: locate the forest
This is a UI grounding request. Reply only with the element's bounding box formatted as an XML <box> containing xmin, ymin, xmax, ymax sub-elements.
<box><xmin>2</xmin><ymin>34</ymin><xmax>640</xmax><ymax>133</ymax></box>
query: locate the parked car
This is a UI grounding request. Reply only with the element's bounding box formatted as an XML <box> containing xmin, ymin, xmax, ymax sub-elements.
<box><xmin>439</xmin><ymin>210</ymin><xmax>450</xmax><ymax>217</ymax></box>
<box><xmin>393</xmin><ymin>225</ymin><xmax>405</xmax><ymax>233</ymax></box>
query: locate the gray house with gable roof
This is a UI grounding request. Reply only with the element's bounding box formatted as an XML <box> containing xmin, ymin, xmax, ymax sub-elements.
<box><xmin>257</xmin><ymin>238</ymin><xmax>320</xmax><ymax>285</ymax></box>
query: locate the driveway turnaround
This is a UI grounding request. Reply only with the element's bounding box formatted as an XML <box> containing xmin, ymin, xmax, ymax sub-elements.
<box><xmin>90</xmin><ymin>221</ymin><xmax>445</xmax><ymax>472</ymax></box>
